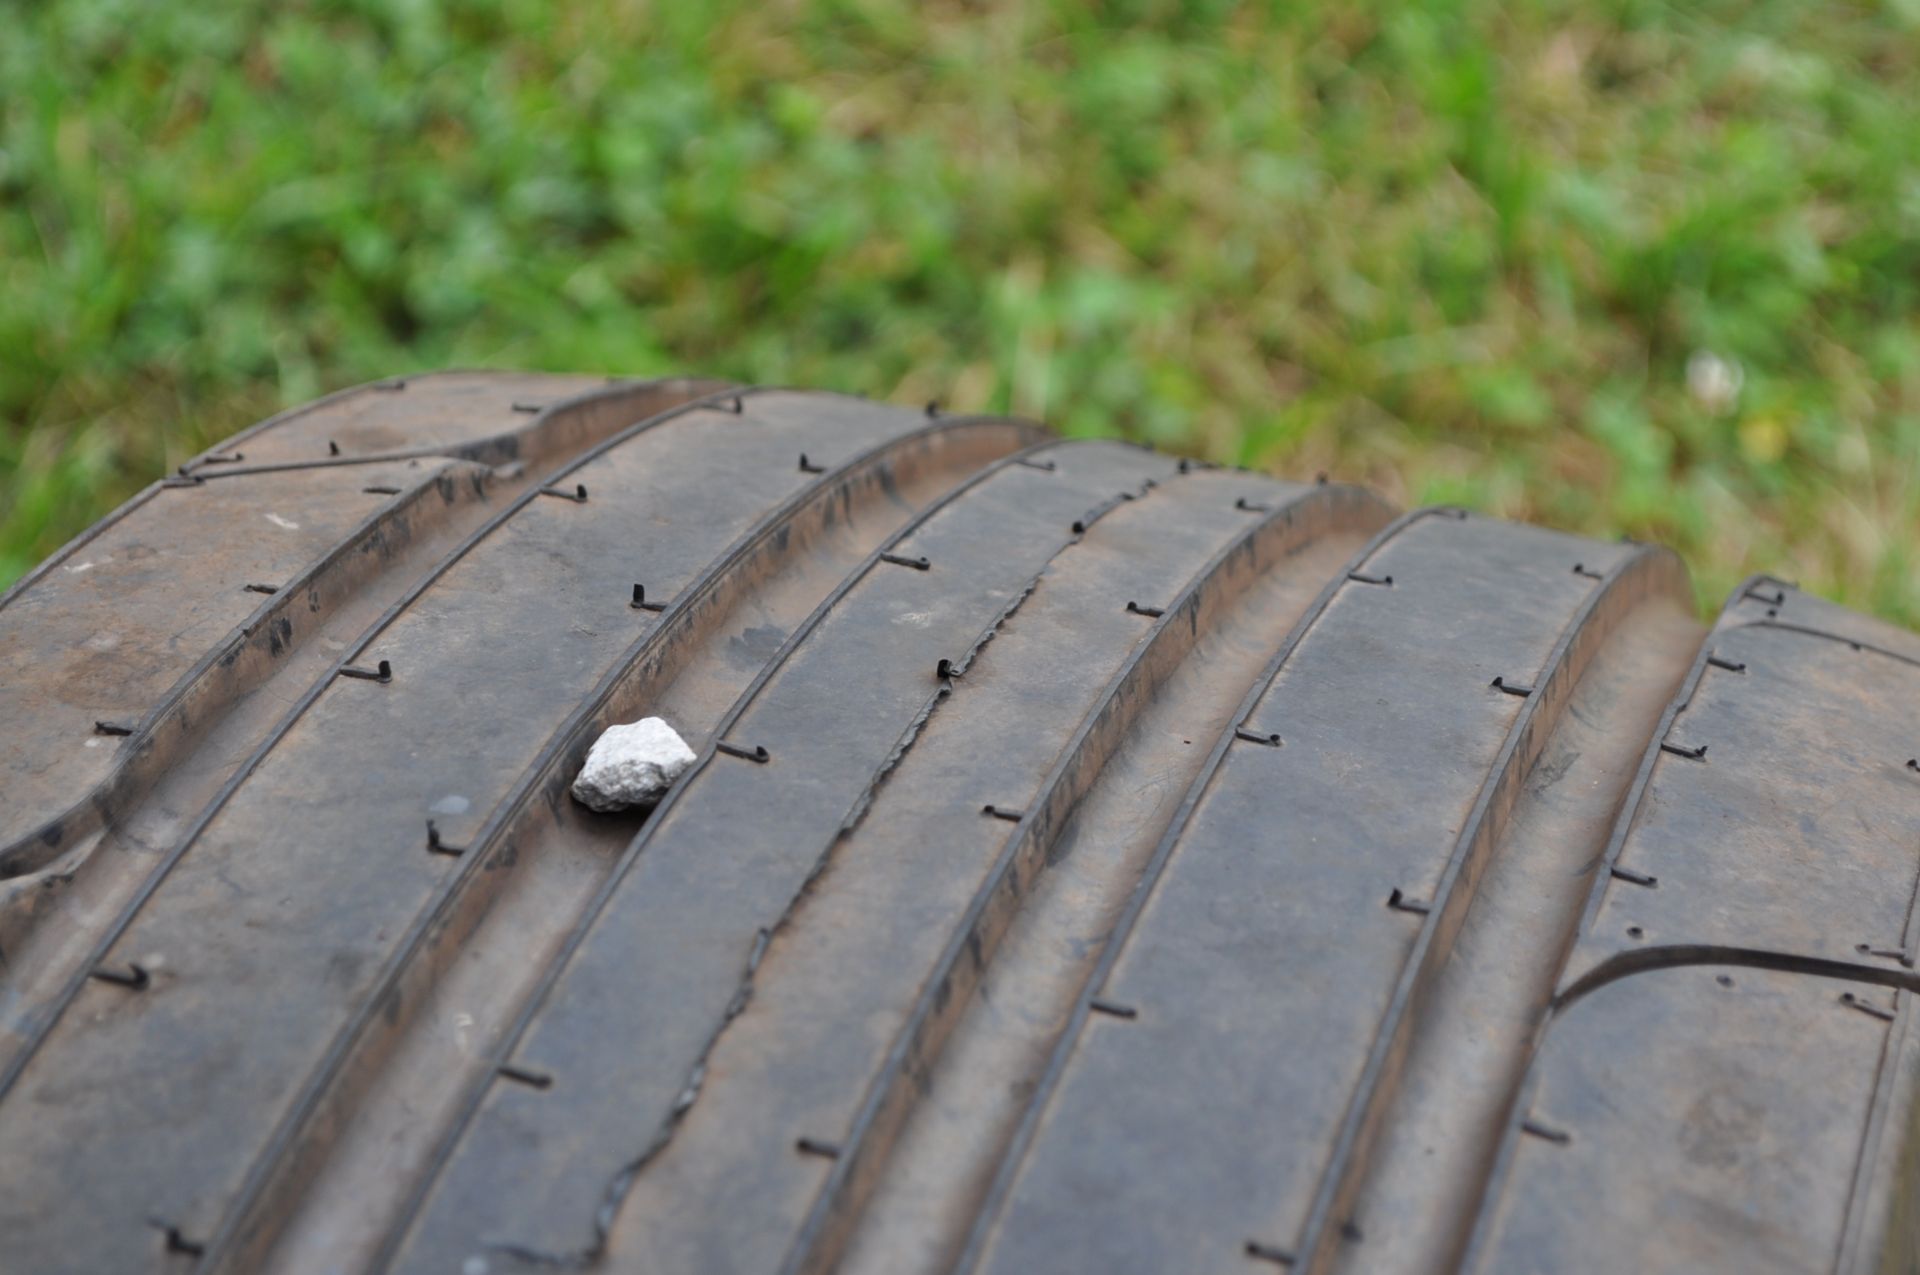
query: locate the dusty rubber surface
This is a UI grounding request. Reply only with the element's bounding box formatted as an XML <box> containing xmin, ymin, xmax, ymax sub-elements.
<box><xmin>0</xmin><ymin>373</ymin><xmax>1914</xmax><ymax>1275</ymax></box>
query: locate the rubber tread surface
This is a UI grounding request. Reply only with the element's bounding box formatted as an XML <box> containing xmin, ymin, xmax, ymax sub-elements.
<box><xmin>2</xmin><ymin>377</ymin><xmax>1916</xmax><ymax>1275</ymax></box>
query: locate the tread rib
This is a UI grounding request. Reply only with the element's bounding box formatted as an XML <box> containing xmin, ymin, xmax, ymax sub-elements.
<box><xmin>381</xmin><ymin>443</ymin><xmax>1183</xmax><ymax>1271</ymax></box>
<box><xmin>963</xmin><ymin>511</ymin><xmax>1627</xmax><ymax>1275</ymax></box>
<box><xmin>771</xmin><ymin>481</ymin><xmax>1394</xmax><ymax>1275</ymax></box>
<box><xmin>1470</xmin><ymin>968</ymin><xmax>1908</xmax><ymax>1275</ymax></box>
<box><xmin>0</xmin><ymin>384</ymin><xmax>749</xmax><ymax>1101</ymax></box>
<box><xmin>1561</xmin><ymin>581</ymin><xmax>1920</xmax><ymax>997</ymax></box>
<box><xmin>0</xmin><ymin>376</ymin><xmax>721</xmax><ymax>871</ymax></box>
<box><xmin>0</xmin><ymin>390</ymin><xmax>1012</xmax><ymax>1275</ymax></box>
<box><xmin>211</xmin><ymin>410</ymin><xmax>1044</xmax><ymax>1274</ymax></box>
<box><xmin>1464</xmin><ymin>577</ymin><xmax>1920</xmax><ymax>1274</ymax></box>
<box><xmin>1329</xmin><ymin>577</ymin><xmax>1703</xmax><ymax>1275</ymax></box>
<box><xmin>1292</xmin><ymin>542</ymin><xmax>1690</xmax><ymax>1272</ymax></box>
<box><xmin>953</xmin><ymin>507</ymin><xmax>1445</xmax><ymax>1274</ymax></box>
<box><xmin>173</xmin><ymin>370</ymin><xmax>643</xmax><ymax>474</ymax></box>
<box><xmin>0</xmin><ymin>458</ymin><xmax>482</xmax><ymax>868</ymax></box>
<box><xmin>0</xmin><ymin>372</ymin><xmax>688</xmax><ymax>614</ymax></box>
<box><xmin>838</xmin><ymin>498</ymin><xmax>1390</xmax><ymax>1275</ymax></box>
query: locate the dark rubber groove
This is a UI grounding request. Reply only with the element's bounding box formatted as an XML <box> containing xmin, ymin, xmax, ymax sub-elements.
<box><xmin>370</xmin><ymin>436</ymin><xmax>1107</xmax><ymax>1271</ymax></box>
<box><xmin>197</xmin><ymin>412</ymin><xmax>1044</xmax><ymax>1271</ymax></box>
<box><xmin>781</xmin><ymin>483</ymin><xmax>1389</xmax><ymax>1275</ymax></box>
<box><xmin>0</xmin><ymin>385</ymin><xmax>757</xmax><ymax>1107</ymax></box>
<box><xmin>955</xmin><ymin>506</ymin><xmax>1461</xmax><ymax>1271</ymax></box>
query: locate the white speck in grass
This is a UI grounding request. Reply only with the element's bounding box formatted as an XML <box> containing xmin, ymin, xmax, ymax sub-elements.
<box><xmin>265</xmin><ymin>513</ymin><xmax>300</xmax><ymax>531</ymax></box>
<box><xmin>1686</xmin><ymin>350</ymin><xmax>1744</xmax><ymax>415</ymax></box>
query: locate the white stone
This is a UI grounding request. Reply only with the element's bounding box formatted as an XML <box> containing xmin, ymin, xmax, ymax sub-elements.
<box><xmin>571</xmin><ymin>717</ymin><xmax>696</xmax><ymax>812</ymax></box>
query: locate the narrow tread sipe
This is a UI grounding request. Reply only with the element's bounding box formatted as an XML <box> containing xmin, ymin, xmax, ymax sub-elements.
<box><xmin>2</xmin><ymin>376</ymin><xmax>1917</xmax><ymax>1275</ymax></box>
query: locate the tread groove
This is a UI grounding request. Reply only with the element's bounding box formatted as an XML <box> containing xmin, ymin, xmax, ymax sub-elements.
<box><xmin>0</xmin><ymin>385</ymin><xmax>759</xmax><ymax>1112</ymax></box>
<box><xmin>0</xmin><ymin>375</ymin><xmax>726</xmax><ymax>877</ymax></box>
<box><xmin>1</xmin><ymin>458</ymin><xmax>488</xmax><ymax>876</ymax></box>
<box><xmin>370</xmin><ymin>437</ymin><xmax>1149</xmax><ymax>1272</ymax></box>
<box><xmin>524</xmin><ymin>561</ymin><xmax>1058</xmax><ymax>1268</ymax></box>
<box><xmin>197</xmin><ymin>411</ymin><xmax>1047</xmax><ymax>1272</ymax></box>
<box><xmin>1463</xmin><ymin>574</ymin><xmax>1920</xmax><ymax>1273</ymax></box>
<box><xmin>780</xmin><ymin>484</ymin><xmax>1391</xmax><ymax>1275</ymax></box>
<box><xmin>1290</xmin><ymin>543</ymin><xmax>1682</xmax><ymax>1270</ymax></box>
<box><xmin>954</xmin><ymin>506</ymin><xmax>1456</xmax><ymax>1273</ymax></box>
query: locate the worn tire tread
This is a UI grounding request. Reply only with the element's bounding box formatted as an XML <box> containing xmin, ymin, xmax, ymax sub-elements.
<box><xmin>0</xmin><ymin>376</ymin><xmax>1913</xmax><ymax>1275</ymax></box>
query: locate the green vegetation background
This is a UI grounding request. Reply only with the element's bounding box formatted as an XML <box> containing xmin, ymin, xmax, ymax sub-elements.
<box><xmin>4</xmin><ymin>1</ymin><xmax>1918</xmax><ymax>621</ymax></box>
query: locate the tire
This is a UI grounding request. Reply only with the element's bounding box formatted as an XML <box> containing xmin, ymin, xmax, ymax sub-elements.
<box><xmin>1</xmin><ymin>373</ymin><xmax>1915</xmax><ymax>1275</ymax></box>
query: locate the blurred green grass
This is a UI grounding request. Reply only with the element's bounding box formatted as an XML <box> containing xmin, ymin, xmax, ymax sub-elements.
<box><xmin>4</xmin><ymin>0</ymin><xmax>1918</xmax><ymax>621</ymax></box>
